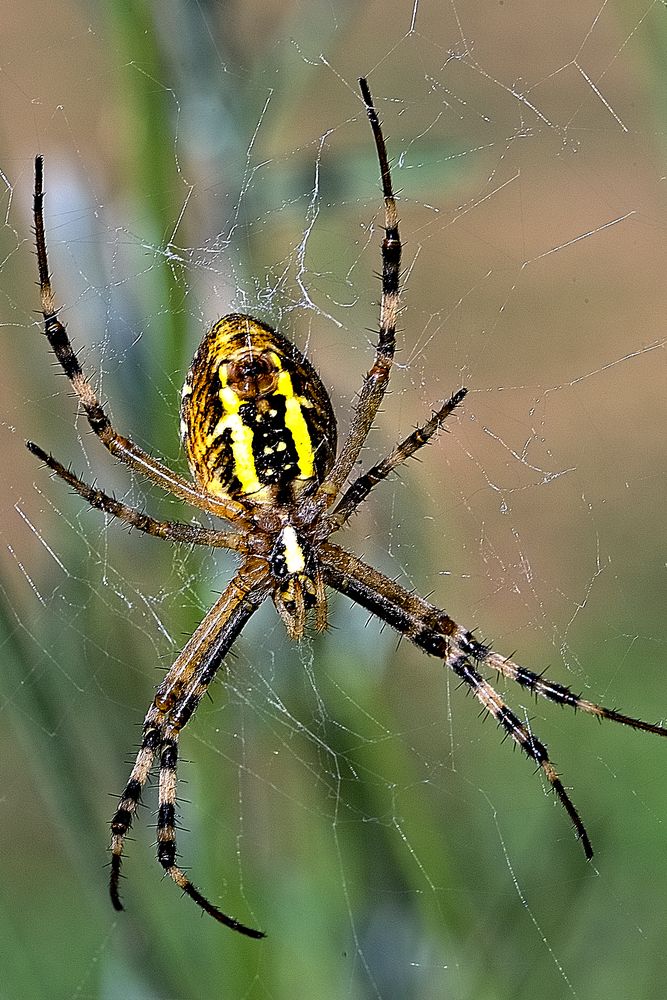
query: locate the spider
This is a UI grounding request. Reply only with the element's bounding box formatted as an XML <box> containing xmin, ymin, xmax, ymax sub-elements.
<box><xmin>30</xmin><ymin>78</ymin><xmax>667</xmax><ymax>939</ymax></box>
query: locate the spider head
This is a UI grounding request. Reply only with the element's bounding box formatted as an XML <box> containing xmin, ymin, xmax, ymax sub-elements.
<box><xmin>269</xmin><ymin>524</ymin><xmax>326</xmax><ymax>639</ymax></box>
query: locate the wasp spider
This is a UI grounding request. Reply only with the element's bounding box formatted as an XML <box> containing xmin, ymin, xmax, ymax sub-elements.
<box><xmin>29</xmin><ymin>78</ymin><xmax>667</xmax><ymax>938</ymax></box>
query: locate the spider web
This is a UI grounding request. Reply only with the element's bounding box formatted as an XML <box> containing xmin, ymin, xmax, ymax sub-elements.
<box><xmin>0</xmin><ymin>2</ymin><xmax>666</xmax><ymax>998</ymax></box>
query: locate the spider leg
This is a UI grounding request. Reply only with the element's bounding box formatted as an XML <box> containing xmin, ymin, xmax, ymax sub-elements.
<box><xmin>322</xmin><ymin>542</ymin><xmax>667</xmax><ymax>738</ymax></box>
<box><xmin>330</xmin><ymin>387</ymin><xmax>467</xmax><ymax>529</ymax></box>
<box><xmin>461</xmin><ymin>637</ymin><xmax>667</xmax><ymax>737</ymax></box>
<box><xmin>27</xmin><ymin>441</ymin><xmax>246</xmax><ymax>553</ymax></box>
<box><xmin>322</xmin><ymin>542</ymin><xmax>667</xmax><ymax>856</ymax></box>
<box><xmin>32</xmin><ymin>156</ymin><xmax>247</xmax><ymax>525</ymax></box>
<box><xmin>109</xmin><ymin>559</ymin><xmax>271</xmax><ymax>936</ymax></box>
<box><xmin>318</xmin><ymin>78</ymin><xmax>401</xmax><ymax>504</ymax></box>
<box><xmin>155</xmin><ymin>735</ymin><xmax>263</xmax><ymax>937</ymax></box>
<box><xmin>447</xmin><ymin>654</ymin><xmax>592</xmax><ymax>856</ymax></box>
<box><xmin>109</xmin><ymin>727</ymin><xmax>160</xmax><ymax>910</ymax></box>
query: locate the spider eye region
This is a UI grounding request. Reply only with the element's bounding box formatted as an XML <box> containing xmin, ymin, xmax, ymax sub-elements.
<box><xmin>181</xmin><ymin>314</ymin><xmax>337</xmax><ymax>504</ymax></box>
<box><xmin>226</xmin><ymin>354</ymin><xmax>278</xmax><ymax>398</ymax></box>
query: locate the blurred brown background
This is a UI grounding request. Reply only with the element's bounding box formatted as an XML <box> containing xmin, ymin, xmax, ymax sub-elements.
<box><xmin>1</xmin><ymin>2</ymin><xmax>665</xmax><ymax>998</ymax></box>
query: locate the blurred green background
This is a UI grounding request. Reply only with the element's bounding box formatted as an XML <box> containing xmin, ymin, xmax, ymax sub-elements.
<box><xmin>1</xmin><ymin>2</ymin><xmax>666</xmax><ymax>998</ymax></box>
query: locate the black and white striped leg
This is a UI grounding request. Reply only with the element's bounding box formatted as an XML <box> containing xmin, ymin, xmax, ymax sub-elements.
<box><xmin>319</xmin><ymin>78</ymin><xmax>401</xmax><ymax>503</ymax></box>
<box><xmin>455</xmin><ymin>632</ymin><xmax>667</xmax><ymax>738</ymax></box>
<box><xmin>322</xmin><ymin>542</ymin><xmax>601</xmax><ymax>858</ymax></box>
<box><xmin>110</xmin><ymin>727</ymin><xmax>160</xmax><ymax>911</ymax></box>
<box><xmin>447</xmin><ymin>653</ymin><xmax>592</xmax><ymax>857</ymax></box>
<box><xmin>32</xmin><ymin>156</ymin><xmax>246</xmax><ymax>524</ymax></box>
<box><xmin>330</xmin><ymin>387</ymin><xmax>468</xmax><ymax>528</ymax></box>
<box><xmin>26</xmin><ymin>442</ymin><xmax>246</xmax><ymax>552</ymax></box>
<box><xmin>109</xmin><ymin>565</ymin><xmax>270</xmax><ymax>934</ymax></box>
<box><xmin>156</xmin><ymin>736</ymin><xmax>265</xmax><ymax>938</ymax></box>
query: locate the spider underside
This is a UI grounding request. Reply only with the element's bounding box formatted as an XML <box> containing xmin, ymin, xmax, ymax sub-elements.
<box><xmin>29</xmin><ymin>78</ymin><xmax>667</xmax><ymax>938</ymax></box>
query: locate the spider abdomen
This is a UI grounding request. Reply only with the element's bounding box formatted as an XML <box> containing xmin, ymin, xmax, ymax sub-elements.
<box><xmin>181</xmin><ymin>314</ymin><xmax>337</xmax><ymax>504</ymax></box>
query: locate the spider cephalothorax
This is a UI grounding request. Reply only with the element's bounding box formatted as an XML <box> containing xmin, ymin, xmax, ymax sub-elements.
<box><xmin>29</xmin><ymin>77</ymin><xmax>667</xmax><ymax>939</ymax></box>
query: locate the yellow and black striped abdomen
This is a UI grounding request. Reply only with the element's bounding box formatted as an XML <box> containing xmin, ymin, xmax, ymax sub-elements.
<box><xmin>180</xmin><ymin>314</ymin><xmax>337</xmax><ymax>504</ymax></box>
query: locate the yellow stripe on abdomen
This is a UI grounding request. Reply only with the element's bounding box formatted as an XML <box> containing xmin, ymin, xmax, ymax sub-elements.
<box><xmin>277</xmin><ymin>370</ymin><xmax>315</xmax><ymax>480</ymax></box>
<box><xmin>209</xmin><ymin>383</ymin><xmax>262</xmax><ymax>496</ymax></box>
